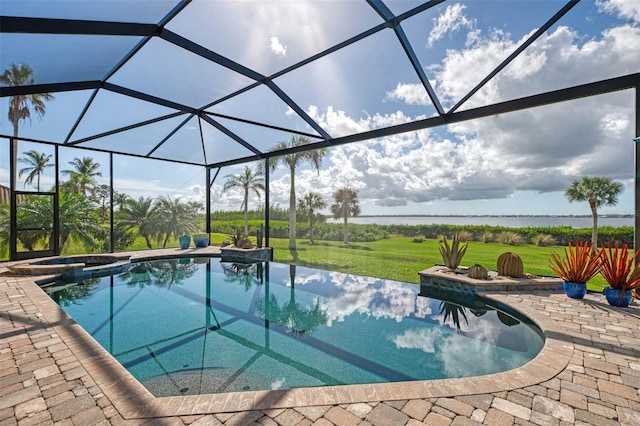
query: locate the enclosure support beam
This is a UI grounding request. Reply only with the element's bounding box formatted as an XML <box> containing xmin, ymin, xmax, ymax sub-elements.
<box><xmin>206</xmin><ymin>167</ymin><xmax>211</xmax><ymax>236</ymax></box>
<box><xmin>634</xmin><ymin>88</ymin><xmax>640</xmax><ymax>250</ymax></box>
<box><xmin>265</xmin><ymin>158</ymin><xmax>270</xmax><ymax>248</ymax></box>
<box><xmin>9</xmin><ymin>137</ymin><xmax>17</xmax><ymax>261</ymax></box>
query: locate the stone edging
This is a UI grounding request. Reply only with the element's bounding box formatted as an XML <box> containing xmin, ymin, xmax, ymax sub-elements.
<box><xmin>15</xmin><ymin>269</ymin><xmax>573</xmax><ymax>419</ymax></box>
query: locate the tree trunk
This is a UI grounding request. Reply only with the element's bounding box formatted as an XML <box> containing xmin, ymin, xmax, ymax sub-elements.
<box><xmin>309</xmin><ymin>215</ymin><xmax>314</xmax><ymax>244</ymax></box>
<box><xmin>243</xmin><ymin>188</ymin><xmax>249</xmax><ymax>236</ymax></box>
<box><xmin>288</xmin><ymin>165</ymin><xmax>297</xmax><ymax>250</ymax></box>
<box><xmin>590</xmin><ymin>200</ymin><xmax>598</xmax><ymax>252</ymax></box>
<box><xmin>343</xmin><ymin>215</ymin><xmax>348</xmax><ymax>244</ymax></box>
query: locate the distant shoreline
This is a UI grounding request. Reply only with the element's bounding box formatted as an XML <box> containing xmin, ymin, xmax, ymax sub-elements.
<box><xmin>355</xmin><ymin>214</ymin><xmax>633</xmax><ymax>218</ymax></box>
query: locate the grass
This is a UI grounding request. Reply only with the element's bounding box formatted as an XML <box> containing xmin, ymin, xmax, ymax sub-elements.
<box><xmin>266</xmin><ymin>235</ymin><xmax>609</xmax><ymax>293</ymax></box>
<box><xmin>62</xmin><ymin>232</ymin><xmax>609</xmax><ymax>293</ymax></box>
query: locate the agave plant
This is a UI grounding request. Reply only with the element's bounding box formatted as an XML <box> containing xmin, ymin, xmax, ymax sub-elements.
<box><xmin>439</xmin><ymin>233</ymin><xmax>468</xmax><ymax>270</ymax></box>
<box><xmin>598</xmin><ymin>242</ymin><xmax>640</xmax><ymax>305</ymax></box>
<box><xmin>549</xmin><ymin>240</ymin><xmax>601</xmax><ymax>284</ymax></box>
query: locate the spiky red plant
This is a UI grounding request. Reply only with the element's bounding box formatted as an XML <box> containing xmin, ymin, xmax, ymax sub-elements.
<box><xmin>598</xmin><ymin>242</ymin><xmax>640</xmax><ymax>303</ymax></box>
<box><xmin>549</xmin><ymin>240</ymin><xmax>600</xmax><ymax>283</ymax></box>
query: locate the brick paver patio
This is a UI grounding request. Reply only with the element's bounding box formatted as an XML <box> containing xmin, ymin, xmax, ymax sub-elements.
<box><xmin>1</xmin><ymin>248</ymin><xmax>639</xmax><ymax>425</ymax></box>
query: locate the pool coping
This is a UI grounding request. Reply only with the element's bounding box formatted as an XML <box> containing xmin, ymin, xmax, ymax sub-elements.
<box><xmin>13</xmin><ymin>252</ymin><xmax>574</xmax><ymax>420</ymax></box>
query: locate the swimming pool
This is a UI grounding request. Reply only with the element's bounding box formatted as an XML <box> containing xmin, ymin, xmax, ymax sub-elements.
<box><xmin>44</xmin><ymin>258</ymin><xmax>544</xmax><ymax>397</ymax></box>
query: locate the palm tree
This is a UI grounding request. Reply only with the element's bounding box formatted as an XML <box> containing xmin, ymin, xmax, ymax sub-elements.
<box><xmin>297</xmin><ymin>191</ymin><xmax>326</xmax><ymax>244</ymax></box>
<box><xmin>18</xmin><ymin>150</ymin><xmax>53</xmax><ymax>191</ymax></box>
<box><xmin>222</xmin><ymin>165</ymin><xmax>265</xmax><ymax>236</ymax></box>
<box><xmin>61</xmin><ymin>156</ymin><xmax>102</xmax><ymax>197</ymax></box>
<box><xmin>565</xmin><ymin>176</ymin><xmax>623</xmax><ymax>250</ymax></box>
<box><xmin>1</xmin><ymin>63</ymin><xmax>55</xmax><ymax>139</ymax></box>
<box><xmin>331</xmin><ymin>187</ymin><xmax>360</xmax><ymax>245</ymax></box>
<box><xmin>113</xmin><ymin>191</ymin><xmax>131</xmax><ymax>211</ymax></box>
<box><xmin>119</xmin><ymin>196</ymin><xmax>156</xmax><ymax>249</ymax></box>
<box><xmin>153</xmin><ymin>196</ymin><xmax>198</xmax><ymax>248</ymax></box>
<box><xmin>1</xmin><ymin>63</ymin><xmax>54</xmax><ymax>186</ymax></box>
<box><xmin>18</xmin><ymin>191</ymin><xmax>103</xmax><ymax>252</ymax></box>
<box><xmin>266</xmin><ymin>136</ymin><xmax>327</xmax><ymax>250</ymax></box>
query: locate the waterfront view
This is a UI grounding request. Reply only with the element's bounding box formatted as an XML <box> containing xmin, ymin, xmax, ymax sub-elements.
<box><xmin>328</xmin><ymin>215</ymin><xmax>634</xmax><ymax>228</ymax></box>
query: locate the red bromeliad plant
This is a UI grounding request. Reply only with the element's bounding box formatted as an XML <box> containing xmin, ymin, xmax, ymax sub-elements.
<box><xmin>549</xmin><ymin>240</ymin><xmax>601</xmax><ymax>284</ymax></box>
<box><xmin>598</xmin><ymin>242</ymin><xmax>640</xmax><ymax>300</ymax></box>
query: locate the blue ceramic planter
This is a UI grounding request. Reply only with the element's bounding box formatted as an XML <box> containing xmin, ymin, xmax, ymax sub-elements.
<box><xmin>563</xmin><ymin>281</ymin><xmax>586</xmax><ymax>299</ymax></box>
<box><xmin>179</xmin><ymin>235</ymin><xmax>191</xmax><ymax>249</ymax></box>
<box><xmin>194</xmin><ymin>235</ymin><xmax>209</xmax><ymax>248</ymax></box>
<box><xmin>604</xmin><ymin>287</ymin><xmax>633</xmax><ymax>307</ymax></box>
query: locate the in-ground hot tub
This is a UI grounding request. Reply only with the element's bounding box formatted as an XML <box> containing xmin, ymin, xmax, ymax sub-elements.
<box><xmin>7</xmin><ymin>254</ymin><xmax>131</xmax><ymax>279</ymax></box>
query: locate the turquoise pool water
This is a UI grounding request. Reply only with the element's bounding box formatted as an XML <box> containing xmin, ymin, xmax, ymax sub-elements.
<box><xmin>45</xmin><ymin>258</ymin><xmax>544</xmax><ymax>397</ymax></box>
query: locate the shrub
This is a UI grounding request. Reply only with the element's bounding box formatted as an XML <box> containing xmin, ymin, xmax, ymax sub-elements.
<box><xmin>411</xmin><ymin>237</ymin><xmax>424</xmax><ymax>243</ymax></box>
<box><xmin>455</xmin><ymin>230</ymin><xmax>473</xmax><ymax>242</ymax></box>
<box><xmin>498</xmin><ymin>231</ymin><xmax>526</xmax><ymax>245</ymax></box>
<box><xmin>532</xmin><ymin>234</ymin><xmax>557</xmax><ymax>247</ymax></box>
<box><xmin>481</xmin><ymin>231</ymin><xmax>494</xmax><ymax>243</ymax></box>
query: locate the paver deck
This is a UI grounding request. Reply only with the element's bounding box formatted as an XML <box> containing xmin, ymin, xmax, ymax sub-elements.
<box><xmin>1</xmin><ymin>248</ymin><xmax>639</xmax><ymax>425</ymax></box>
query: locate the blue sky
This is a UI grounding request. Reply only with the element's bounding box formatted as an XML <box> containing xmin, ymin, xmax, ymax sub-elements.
<box><xmin>1</xmin><ymin>0</ymin><xmax>640</xmax><ymax>216</ymax></box>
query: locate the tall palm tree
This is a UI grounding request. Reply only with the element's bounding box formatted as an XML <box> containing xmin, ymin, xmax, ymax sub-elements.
<box><xmin>119</xmin><ymin>196</ymin><xmax>156</xmax><ymax>249</ymax></box>
<box><xmin>222</xmin><ymin>165</ymin><xmax>265</xmax><ymax>236</ymax></box>
<box><xmin>18</xmin><ymin>150</ymin><xmax>53</xmax><ymax>191</ymax></box>
<box><xmin>267</xmin><ymin>136</ymin><xmax>326</xmax><ymax>250</ymax></box>
<box><xmin>1</xmin><ymin>63</ymin><xmax>54</xmax><ymax>139</ymax></box>
<box><xmin>331</xmin><ymin>187</ymin><xmax>360</xmax><ymax>245</ymax></box>
<box><xmin>297</xmin><ymin>191</ymin><xmax>326</xmax><ymax>244</ymax></box>
<box><xmin>1</xmin><ymin>63</ymin><xmax>54</xmax><ymax>186</ymax></box>
<box><xmin>153</xmin><ymin>196</ymin><xmax>198</xmax><ymax>248</ymax></box>
<box><xmin>565</xmin><ymin>176</ymin><xmax>622</xmax><ymax>250</ymax></box>
<box><xmin>61</xmin><ymin>156</ymin><xmax>102</xmax><ymax>197</ymax></box>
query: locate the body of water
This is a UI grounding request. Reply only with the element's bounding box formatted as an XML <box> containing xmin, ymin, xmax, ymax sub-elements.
<box><xmin>327</xmin><ymin>216</ymin><xmax>633</xmax><ymax>228</ymax></box>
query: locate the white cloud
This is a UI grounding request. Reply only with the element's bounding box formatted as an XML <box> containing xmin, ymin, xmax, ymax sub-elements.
<box><xmin>597</xmin><ymin>0</ymin><xmax>640</xmax><ymax>22</ymax></box>
<box><xmin>428</xmin><ymin>3</ymin><xmax>475</xmax><ymax>46</ymax></box>
<box><xmin>270</xmin><ymin>36</ymin><xmax>287</xmax><ymax>56</ymax></box>
<box><xmin>386</xmin><ymin>83</ymin><xmax>431</xmax><ymax>106</ymax></box>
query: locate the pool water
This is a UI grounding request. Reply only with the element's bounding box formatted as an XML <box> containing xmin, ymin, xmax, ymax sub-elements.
<box><xmin>45</xmin><ymin>258</ymin><xmax>544</xmax><ymax>397</ymax></box>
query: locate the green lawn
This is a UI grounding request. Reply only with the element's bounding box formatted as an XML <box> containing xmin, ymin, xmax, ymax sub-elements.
<box><xmin>63</xmin><ymin>232</ymin><xmax>607</xmax><ymax>293</ymax></box>
<box><xmin>264</xmin><ymin>235</ymin><xmax>609</xmax><ymax>292</ymax></box>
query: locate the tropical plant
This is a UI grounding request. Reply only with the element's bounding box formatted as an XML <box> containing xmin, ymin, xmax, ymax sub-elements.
<box><xmin>223</xmin><ymin>165</ymin><xmax>265</xmax><ymax>236</ymax></box>
<box><xmin>1</xmin><ymin>63</ymin><xmax>54</xmax><ymax>139</ymax></box>
<box><xmin>112</xmin><ymin>191</ymin><xmax>131</xmax><ymax>211</ymax></box>
<box><xmin>265</xmin><ymin>136</ymin><xmax>327</xmax><ymax>250</ymax></box>
<box><xmin>17</xmin><ymin>191</ymin><xmax>104</xmax><ymax>252</ymax></box>
<box><xmin>18</xmin><ymin>150</ymin><xmax>53</xmax><ymax>191</ymax></box>
<box><xmin>94</xmin><ymin>184</ymin><xmax>111</xmax><ymax>220</ymax></box>
<box><xmin>118</xmin><ymin>196</ymin><xmax>157</xmax><ymax>249</ymax></box>
<box><xmin>61</xmin><ymin>156</ymin><xmax>102</xmax><ymax>197</ymax></box>
<box><xmin>439</xmin><ymin>233</ymin><xmax>468</xmax><ymax>270</ymax></box>
<box><xmin>152</xmin><ymin>196</ymin><xmax>199</xmax><ymax>248</ymax></box>
<box><xmin>549</xmin><ymin>240</ymin><xmax>600</xmax><ymax>283</ymax></box>
<box><xmin>297</xmin><ymin>191</ymin><xmax>326</xmax><ymax>244</ymax></box>
<box><xmin>330</xmin><ymin>187</ymin><xmax>360</xmax><ymax>245</ymax></box>
<box><xmin>565</xmin><ymin>176</ymin><xmax>622</xmax><ymax>251</ymax></box>
<box><xmin>597</xmin><ymin>242</ymin><xmax>640</xmax><ymax>298</ymax></box>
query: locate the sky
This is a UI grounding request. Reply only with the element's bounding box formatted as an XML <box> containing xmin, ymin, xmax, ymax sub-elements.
<box><xmin>1</xmin><ymin>0</ymin><xmax>640</xmax><ymax>217</ymax></box>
